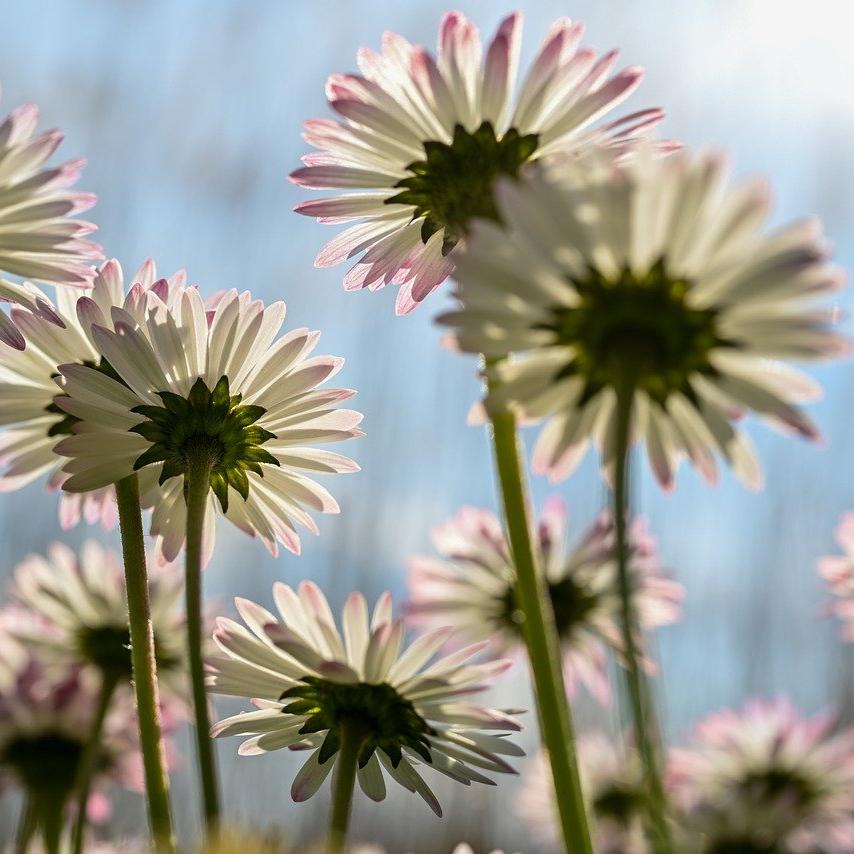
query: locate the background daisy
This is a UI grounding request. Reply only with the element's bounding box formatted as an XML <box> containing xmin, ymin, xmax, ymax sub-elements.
<box><xmin>53</xmin><ymin>285</ymin><xmax>363</xmax><ymax>561</ymax></box>
<box><xmin>0</xmin><ymin>93</ymin><xmax>101</xmax><ymax>291</ymax></box>
<box><xmin>669</xmin><ymin>698</ymin><xmax>854</xmax><ymax>852</ymax></box>
<box><xmin>209</xmin><ymin>581</ymin><xmax>523</xmax><ymax>819</ymax></box>
<box><xmin>0</xmin><ymin>258</ymin><xmax>180</xmax><ymax>530</ymax></box>
<box><xmin>408</xmin><ymin>497</ymin><xmax>682</xmax><ymax>704</ymax></box>
<box><xmin>292</xmin><ymin>11</ymin><xmax>664</xmax><ymax>313</ymax></box>
<box><xmin>439</xmin><ymin>147</ymin><xmax>848</xmax><ymax>488</ymax></box>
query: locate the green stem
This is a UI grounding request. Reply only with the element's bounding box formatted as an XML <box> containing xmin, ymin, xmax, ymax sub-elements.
<box><xmin>612</xmin><ymin>387</ymin><xmax>673</xmax><ymax>853</ymax></box>
<box><xmin>39</xmin><ymin>798</ymin><xmax>63</xmax><ymax>854</ymax></box>
<box><xmin>70</xmin><ymin>672</ymin><xmax>120</xmax><ymax>854</ymax></box>
<box><xmin>486</xmin><ymin>368</ymin><xmax>593</xmax><ymax>854</ymax></box>
<box><xmin>328</xmin><ymin>720</ymin><xmax>367</xmax><ymax>854</ymax></box>
<box><xmin>115</xmin><ymin>474</ymin><xmax>176</xmax><ymax>853</ymax></box>
<box><xmin>15</xmin><ymin>794</ymin><xmax>37</xmax><ymax>854</ymax></box>
<box><xmin>184</xmin><ymin>446</ymin><xmax>221</xmax><ymax>832</ymax></box>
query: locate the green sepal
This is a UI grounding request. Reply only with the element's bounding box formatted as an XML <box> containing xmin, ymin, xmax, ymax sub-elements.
<box><xmin>157</xmin><ymin>391</ymin><xmax>192</xmax><ymax>418</ymax></box>
<box><xmin>132</xmin><ymin>445</ymin><xmax>172</xmax><ymax>471</ymax></box>
<box><xmin>226</xmin><ymin>467</ymin><xmax>250</xmax><ymax>501</ymax></box>
<box><xmin>318</xmin><ymin>730</ymin><xmax>340</xmax><ymax>764</ymax></box>
<box><xmin>210</xmin><ymin>471</ymin><xmax>229</xmax><ymax>512</ymax></box>
<box><xmin>129</xmin><ymin>421</ymin><xmax>167</xmax><ymax>443</ymax></box>
<box><xmin>233</xmin><ymin>405</ymin><xmax>266</xmax><ymax>428</ymax></box>
<box><xmin>158</xmin><ymin>456</ymin><xmax>185</xmax><ymax>485</ymax></box>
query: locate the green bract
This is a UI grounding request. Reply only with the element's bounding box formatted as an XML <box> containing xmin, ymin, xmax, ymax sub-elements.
<box><xmin>76</xmin><ymin>623</ymin><xmax>180</xmax><ymax>682</ymax></box>
<box><xmin>387</xmin><ymin>121</ymin><xmax>538</xmax><ymax>253</ymax></box>
<box><xmin>280</xmin><ymin>677</ymin><xmax>435</xmax><ymax>769</ymax></box>
<box><xmin>543</xmin><ymin>260</ymin><xmax>730</xmax><ymax>405</ymax></box>
<box><xmin>503</xmin><ymin>575</ymin><xmax>602</xmax><ymax>642</ymax></box>
<box><xmin>129</xmin><ymin>375</ymin><xmax>279</xmax><ymax>511</ymax></box>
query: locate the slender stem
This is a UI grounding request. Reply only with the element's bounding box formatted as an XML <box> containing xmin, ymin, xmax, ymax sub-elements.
<box><xmin>115</xmin><ymin>475</ymin><xmax>176</xmax><ymax>853</ymax></box>
<box><xmin>15</xmin><ymin>794</ymin><xmax>37</xmax><ymax>854</ymax></box>
<box><xmin>70</xmin><ymin>672</ymin><xmax>120</xmax><ymax>854</ymax></box>
<box><xmin>39</xmin><ymin>798</ymin><xmax>63</xmax><ymax>854</ymax></box>
<box><xmin>328</xmin><ymin>720</ymin><xmax>367</xmax><ymax>854</ymax></box>
<box><xmin>486</xmin><ymin>368</ymin><xmax>593</xmax><ymax>854</ymax></box>
<box><xmin>612</xmin><ymin>387</ymin><xmax>673</xmax><ymax>853</ymax></box>
<box><xmin>184</xmin><ymin>446</ymin><xmax>221</xmax><ymax>831</ymax></box>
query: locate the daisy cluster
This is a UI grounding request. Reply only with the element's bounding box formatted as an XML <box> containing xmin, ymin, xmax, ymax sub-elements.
<box><xmin>0</xmin><ymin>6</ymin><xmax>851</xmax><ymax>854</ymax></box>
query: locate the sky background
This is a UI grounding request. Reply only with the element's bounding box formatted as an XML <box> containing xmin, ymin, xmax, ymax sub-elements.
<box><xmin>1</xmin><ymin>1</ymin><xmax>853</xmax><ymax>850</ymax></box>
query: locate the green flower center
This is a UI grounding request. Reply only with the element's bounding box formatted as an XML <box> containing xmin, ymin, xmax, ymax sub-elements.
<box><xmin>503</xmin><ymin>576</ymin><xmax>601</xmax><ymax>642</ymax></box>
<box><xmin>386</xmin><ymin>121</ymin><xmax>539</xmax><ymax>254</ymax></box>
<box><xmin>738</xmin><ymin>766</ymin><xmax>818</xmax><ymax>809</ymax></box>
<box><xmin>280</xmin><ymin>677</ymin><xmax>435</xmax><ymax>768</ymax></box>
<box><xmin>593</xmin><ymin>781</ymin><xmax>646</xmax><ymax>826</ymax></box>
<box><xmin>542</xmin><ymin>261</ymin><xmax>731</xmax><ymax>406</ymax></box>
<box><xmin>130</xmin><ymin>376</ymin><xmax>279</xmax><ymax>512</ymax></box>
<box><xmin>1</xmin><ymin>731</ymin><xmax>86</xmax><ymax>799</ymax></box>
<box><xmin>77</xmin><ymin>623</ymin><xmax>180</xmax><ymax>682</ymax></box>
<box><xmin>707</xmin><ymin>839</ymin><xmax>784</xmax><ymax>854</ymax></box>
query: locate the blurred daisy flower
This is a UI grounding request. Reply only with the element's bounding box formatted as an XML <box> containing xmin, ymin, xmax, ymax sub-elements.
<box><xmin>52</xmin><ymin>283</ymin><xmax>362</xmax><ymax>560</ymax></box>
<box><xmin>407</xmin><ymin>497</ymin><xmax>682</xmax><ymax>704</ymax></box>
<box><xmin>0</xmin><ymin>637</ymin><xmax>177</xmax><ymax>840</ymax></box>
<box><xmin>7</xmin><ymin>540</ymin><xmax>187</xmax><ymax>702</ymax></box>
<box><xmin>818</xmin><ymin>512</ymin><xmax>854</xmax><ymax>641</ymax></box>
<box><xmin>439</xmin><ymin>148</ymin><xmax>848</xmax><ymax>488</ymax></box>
<box><xmin>0</xmin><ymin>94</ymin><xmax>101</xmax><ymax>289</ymax></box>
<box><xmin>0</xmin><ymin>258</ymin><xmax>180</xmax><ymax>530</ymax></box>
<box><xmin>669</xmin><ymin>698</ymin><xmax>854</xmax><ymax>853</ymax></box>
<box><xmin>519</xmin><ymin>735</ymin><xmax>649</xmax><ymax>854</ymax></box>
<box><xmin>208</xmin><ymin>581</ymin><xmax>524</xmax><ymax>816</ymax></box>
<box><xmin>291</xmin><ymin>11</ymin><xmax>663</xmax><ymax>313</ymax></box>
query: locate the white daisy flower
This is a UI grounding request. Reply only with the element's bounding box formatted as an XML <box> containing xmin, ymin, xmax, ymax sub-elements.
<box><xmin>52</xmin><ymin>284</ymin><xmax>363</xmax><ymax>560</ymax></box>
<box><xmin>439</xmin><ymin>148</ymin><xmax>848</xmax><ymax>488</ymax></box>
<box><xmin>7</xmin><ymin>540</ymin><xmax>187</xmax><ymax>701</ymax></box>
<box><xmin>291</xmin><ymin>11</ymin><xmax>664</xmax><ymax>313</ymax></box>
<box><xmin>519</xmin><ymin>736</ymin><xmax>649</xmax><ymax>854</ymax></box>
<box><xmin>818</xmin><ymin>513</ymin><xmax>854</xmax><ymax>642</ymax></box>
<box><xmin>0</xmin><ymin>635</ymin><xmax>174</xmax><ymax>834</ymax></box>
<box><xmin>669</xmin><ymin>698</ymin><xmax>854</xmax><ymax>853</ymax></box>
<box><xmin>0</xmin><ymin>258</ymin><xmax>180</xmax><ymax>530</ymax></box>
<box><xmin>208</xmin><ymin>581</ymin><xmax>524</xmax><ymax>816</ymax></box>
<box><xmin>407</xmin><ymin>497</ymin><xmax>683</xmax><ymax>704</ymax></box>
<box><xmin>0</xmin><ymin>95</ymin><xmax>101</xmax><ymax>293</ymax></box>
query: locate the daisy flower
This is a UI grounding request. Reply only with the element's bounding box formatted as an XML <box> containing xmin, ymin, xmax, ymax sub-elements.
<box><xmin>291</xmin><ymin>11</ymin><xmax>664</xmax><ymax>313</ymax></box>
<box><xmin>52</xmin><ymin>284</ymin><xmax>363</xmax><ymax>560</ymax></box>
<box><xmin>0</xmin><ymin>258</ymin><xmax>180</xmax><ymax>530</ymax></box>
<box><xmin>0</xmin><ymin>94</ymin><xmax>101</xmax><ymax>296</ymax></box>
<box><xmin>208</xmin><ymin>581</ymin><xmax>524</xmax><ymax>817</ymax></box>
<box><xmin>0</xmin><ymin>637</ymin><xmax>174</xmax><ymax>835</ymax></box>
<box><xmin>438</xmin><ymin>148</ymin><xmax>848</xmax><ymax>488</ymax></box>
<box><xmin>669</xmin><ymin>698</ymin><xmax>854</xmax><ymax>853</ymax></box>
<box><xmin>519</xmin><ymin>736</ymin><xmax>649</xmax><ymax>854</ymax></box>
<box><xmin>7</xmin><ymin>540</ymin><xmax>187</xmax><ymax>701</ymax></box>
<box><xmin>818</xmin><ymin>512</ymin><xmax>854</xmax><ymax>642</ymax></box>
<box><xmin>407</xmin><ymin>497</ymin><xmax>683</xmax><ymax>704</ymax></box>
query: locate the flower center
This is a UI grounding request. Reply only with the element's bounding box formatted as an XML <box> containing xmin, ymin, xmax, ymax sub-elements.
<box><xmin>386</xmin><ymin>121</ymin><xmax>539</xmax><ymax>254</ymax></box>
<box><xmin>593</xmin><ymin>781</ymin><xmax>646</xmax><ymax>827</ymax></box>
<box><xmin>129</xmin><ymin>376</ymin><xmax>279</xmax><ymax>511</ymax></box>
<box><xmin>280</xmin><ymin>677</ymin><xmax>435</xmax><ymax>768</ymax></box>
<box><xmin>502</xmin><ymin>576</ymin><xmax>601</xmax><ymax>641</ymax></box>
<box><xmin>542</xmin><ymin>261</ymin><xmax>730</xmax><ymax>406</ymax></box>
<box><xmin>77</xmin><ymin>623</ymin><xmax>180</xmax><ymax>681</ymax></box>
<box><xmin>1</xmin><ymin>731</ymin><xmax>86</xmax><ymax>799</ymax></box>
<box><xmin>738</xmin><ymin>766</ymin><xmax>818</xmax><ymax>809</ymax></box>
<box><xmin>706</xmin><ymin>841</ymin><xmax>781</xmax><ymax>854</ymax></box>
